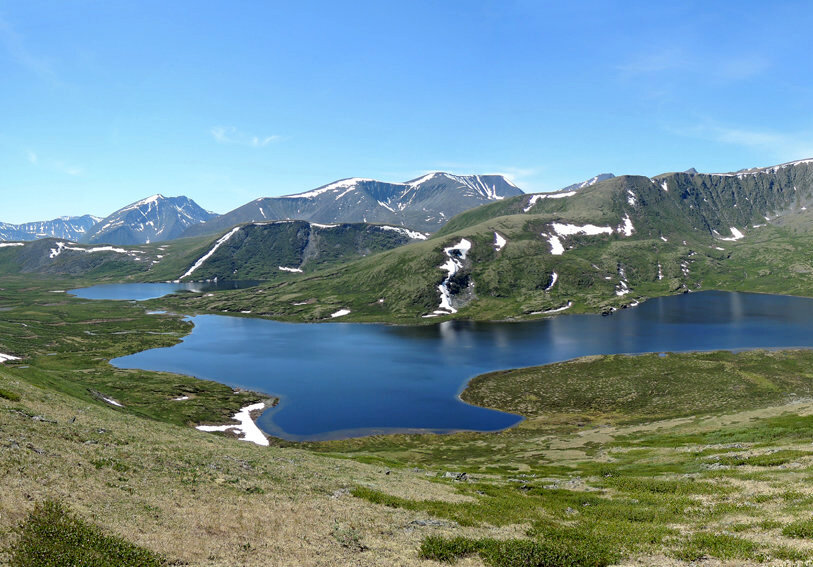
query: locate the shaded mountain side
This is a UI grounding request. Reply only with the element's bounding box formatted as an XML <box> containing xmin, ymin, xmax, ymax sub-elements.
<box><xmin>178</xmin><ymin>221</ymin><xmax>427</xmax><ymax>281</ymax></box>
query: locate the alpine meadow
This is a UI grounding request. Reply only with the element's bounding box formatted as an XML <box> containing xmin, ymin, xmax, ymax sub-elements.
<box><xmin>3</xmin><ymin>3</ymin><xmax>813</xmax><ymax>566</ymax></box>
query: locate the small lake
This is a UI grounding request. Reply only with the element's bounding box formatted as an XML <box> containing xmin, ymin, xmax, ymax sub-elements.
<box><xmin>69</xmin><ymin>281</ymin><xmax>259</xmax><ymax>301</ymax></box>
<box><xmin>102</xmin><ymin>290</ymin><xmax>813</xmax><ymax>441</ymax></box>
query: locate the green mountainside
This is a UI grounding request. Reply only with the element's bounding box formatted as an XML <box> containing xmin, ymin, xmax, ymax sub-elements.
<box><xmin>178</xmin><ymin>220</ymin><xmax>427</xmax><ymax>281</ymax></box>
<box><xmin>158</xmin><ymin>159</ymin><xmax>813</xmax><ymax>322</ymax></box>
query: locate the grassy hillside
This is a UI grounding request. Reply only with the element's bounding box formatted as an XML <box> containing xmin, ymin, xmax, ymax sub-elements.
<box><xmin>150</xmin><ymin>163</ymin><xmax>813</xmax><ymax>323</ymax></box>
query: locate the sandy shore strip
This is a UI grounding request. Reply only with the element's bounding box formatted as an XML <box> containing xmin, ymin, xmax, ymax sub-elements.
<box><xmin>196</xmin><ymin>402</ymin><xmax>269</xmax><ymax>446</ymax></box>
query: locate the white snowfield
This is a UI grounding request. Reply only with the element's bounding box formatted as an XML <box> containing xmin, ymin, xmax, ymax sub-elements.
<box><xmin>493</xmin><ymin>232</ymin><xmax>507</xmax><ymax>251</ymax></box>
<box><xmin>717</xmin><ymin>227</ymin><xmax>745</xmax><ymax>241</ymax></box>
<box><xmin>529</xmin><ymin>301</ymin><xmax>573</xmax><ymax>315</ymax></box>
<box><xmin>180</xmin><ymin>226</ymin><xmax>242</xmax><ymax>279</ymax></box>
<box><xmin>100</xmin><ymin>395</ymin><xmax>124</xmax><ymax>407</ymax></box>
<box><xmin>49</xmin><ymin>241</ymin><xmax>131</xmax><ymax>259</ymax></box>
<box><xmin>424</xmin><ymin>238</ymin><xmax>472</xmax><ymax>317</ymax></box>
<box><xmin>330</xmin><ymin>309</ymin><xmax>351</xmax><ymax>318</ymax></box>
<box><xmin>543</xmin><ymin>216</ymin><xmax>635</xmax><ymax>256</ymax></box>
<box><xmin>196</xmin><ymin>402</ymin><xmax>269</xmax><ymax>446</ymax></box>
<box><xmin>278</xmin><ymin>266</ymin><xmax>303</xmax><ymax>273</ymax></box>
<box><xmin>0</xmin><ymin>352</ymin><xmax>20</xmax><ymax>363</ymax></box>
<box><xmin>0</xmin><ymin>242</ymin><xmax>24</xmax><ymax>247</ymax></box>
<box><xmin>544</xmin><ymin>271</ymin><xmax>558</xmax><ymax>291</ymax></box>
<box><xmin>379</xmin><ymin>225</ymin><xmax>428</xmax><ymax>240</ymax></box>
<box><xmin>523</xmin><ymin>191</ymin><xmax>576</xmax><ymax>212</ymax></box>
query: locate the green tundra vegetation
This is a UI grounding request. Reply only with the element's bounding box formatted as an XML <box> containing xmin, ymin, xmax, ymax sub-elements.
<box><xmin>4</xmin><ymin>166</ymin><xmax>813</xmax><ymax>564</ymax></box>
<box><xmin>1</xmin><ymin>275</ymin><xmax>812</xmax><ymax>565</ymax></box>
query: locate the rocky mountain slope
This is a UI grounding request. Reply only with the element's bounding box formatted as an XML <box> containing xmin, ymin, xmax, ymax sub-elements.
<box><xmin>0</xmin><ymin>215</ymin><xmax>101</xmax><ymax>242</ymax></box>
<box><xmin>83</xmin><ymin>195</ymin><xmax>217</xmax><ymax>245</ymax></box>
<box><xmin>182</xmin><ymin>173</ymin><xmax>523</xmax><ymax>237</ymax></box>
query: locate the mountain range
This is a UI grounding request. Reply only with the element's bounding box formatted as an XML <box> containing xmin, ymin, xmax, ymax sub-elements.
<box><xmin>0</xmin><ymin>172</ymin><xmax>525</xmax><ymax>245</ymax></box>
<box><xmin>180</xmin><ymin>172</ymin><xmax>524</xmax><ymax>238</ymax></box>
<box><xmin>0</xmin><ymin>215</ymin><xmax>101</xmax><ymax>242</ymax></box>
<box><xmin>154</xmin><ymin>157</ymin><xmax>813</xmax><ymax>321</ymax></box>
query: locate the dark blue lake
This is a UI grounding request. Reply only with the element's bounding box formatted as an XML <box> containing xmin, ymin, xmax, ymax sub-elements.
<box><xmin>102</xmin><ymin>290</ymin><xmax>813</xmax><ymax>441</ymax></box>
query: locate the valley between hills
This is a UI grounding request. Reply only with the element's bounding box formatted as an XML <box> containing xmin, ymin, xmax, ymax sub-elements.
<box><xmin>2</xmin><ymin>162</ymin><xmax>813</xmax><ymax>565</ymax></box>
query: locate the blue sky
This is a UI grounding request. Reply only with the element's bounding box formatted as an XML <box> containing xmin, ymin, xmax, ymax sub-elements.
<box><xmin>2</xmin><ymin>1</ymin><xmax>813</xmax><ymax>223</ymax></box>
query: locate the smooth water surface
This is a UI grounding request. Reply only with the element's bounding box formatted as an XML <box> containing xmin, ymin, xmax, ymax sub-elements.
<box><xmin>109</xmin><ymin>291</ymin><xmax>813</xmax><ymax>440</ymax></box>
<box><xmin>69</xmin><ymin>281</ymin><xmax>258</xmax><ymax>301</ymax></box>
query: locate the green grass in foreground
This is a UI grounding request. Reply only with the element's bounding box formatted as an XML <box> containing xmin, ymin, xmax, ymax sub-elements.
<box><xmin>8</xmin><ymin>500</ymin><xmax>166</xmax><ymax>567</ymax></box>
<box><xmin>325</xmin><ymin>349</ymin><xmax>813</xmax><ymax>564</ymax></box>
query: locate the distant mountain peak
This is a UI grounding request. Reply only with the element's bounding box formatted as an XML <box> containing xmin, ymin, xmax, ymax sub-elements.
<box><xmin>84</xmin><ymin>195</ymin><xmax>217</xmax><ymax>245</ymax></box>
<box><xmin>559</xmin><ymin>173</ymin><xmax>615</xmax><ymax>193</ymax></box>
<box><xmin>184</xmin><ymin>172</ymin><xmax>524</xmax><ymax>237</ymax></box>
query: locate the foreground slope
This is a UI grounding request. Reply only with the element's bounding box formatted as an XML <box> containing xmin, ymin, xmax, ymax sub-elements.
<box><xmin>183</xmin><ymin>173</ymin><xmax>524</xmax><ymax>237</ymax></box>
<box><xmin>160</xmin><ymin>158</ymin><xmax>813</xmax><ymax>322</ymax></box>
<box><xmin>1</xmin><ymin>278</ymin><xmax>811</xmax><ymax>565</ymax></box>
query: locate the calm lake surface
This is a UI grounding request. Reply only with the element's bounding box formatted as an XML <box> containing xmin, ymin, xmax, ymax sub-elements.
<box><xmin>69</xmin><ymin>281</ymin><xmax>259</xmax><ymax>301</ymax></box>
<box><xmin>100</xmin><ymin>289</ymin><xmax>813</xmax><ymax>441</ymax></box>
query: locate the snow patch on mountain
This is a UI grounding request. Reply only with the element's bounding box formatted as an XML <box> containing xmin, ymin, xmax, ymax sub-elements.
<box><xmin>424</xmin><ymin>238</ymin><xmax>472</xmax><ymax>317</ymax></box>
<box><xmin>494</xmin><ymin>232</ymin><xmax>507</xmax><ymax>251</ymax></box>
<box><xmin>717</xmin><ymin>227</ymin><xmax>745</xmax><ymax>241</ymax></box>
<box><xmin>180</xmin><ymin>226</ymin><xmax>242</xmax><ymax>279</ymax></box>
<box><xmin>378</xmin><ymin>225</ymin><xmax>428</xmax><ymax>240</ymax></box>
<box><xmin>523</xmin><ymin>191</ymin><xmax>576</xmax><ymax>212</ymax></box>
<box><xmin>544</xmin><ymin>271</ymin><xmax>558</xmax><ymax>291</ymax></box>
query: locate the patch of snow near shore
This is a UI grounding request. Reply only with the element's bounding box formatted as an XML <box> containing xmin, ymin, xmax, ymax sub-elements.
<box><xmin>173</xmin><ymin>395</ymin><xmax>190</xmax><ymax>401</ymax></box>
<box><xmin>180</xmin><ymin>226</ymin><xmax>241</xmax><ymax>279</ymax></box>
<box><xmin>0</xmin><ymin>352</ymin><xmax>20</xmax><ymax>363</ymax></box>
<box><xmin>0</xmin><ymin>242</ymin><xmax>24</xmax><ymax>247</ymax></box>
<box><xmin>331</xmin><ymin>309</ymin><xmax>351</xmax><ymax>318</ymax></box>
<box><xmin>494</xmin><ymin>232</ymin><xmax>507</xmax><ymax>251</ymax></box>
<box><xmin>544</xmin><ymin>272</ymin><xmax>558</xmax><ymax>291</ymax></box>
<box><xmin>657</xmin><ymin>263</ymin><xmax>663</xmax><ymax>280</ymax></box>
<box><xmin>279</xmin><ymin>266</ymin><xmax>303</xmax><ymax>273</ymax></box>
<box><xmin>311</xmin><ymin>222</ymin><xmax>338</xmax><ymax>229</ymax></box>
<box><xmin>523</xmin><ymin>191</ymin><xmax>576</xmax><ymax>212</ymax></box>
<box><xmin>425</xmin><ymin>238</ymin><xmax>472</xmax><ymax>316</ymax></box>
<box><xmin>196</xmin><ymin>402</ymin><xmax>269</xmax><ymax>446</ymax></box>
<box><xmin>529</xmin><ymin>301</ymin><xmax>573</xmax><ymax>315</ymax></box>
<box><xmin>718</xmin><ymin>227</ymin><xmax>745</xmax><ymax>241</ymax></box>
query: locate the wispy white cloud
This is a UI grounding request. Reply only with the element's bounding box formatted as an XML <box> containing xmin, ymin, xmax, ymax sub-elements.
<box><xmin>668</xmin><ymin>121</ymin><xmax>813</xmax><ymax>162</ymax></box>
<box><xmin>25</xmin><ymin>149</ymin><xmax>83</xmax><ymax>176</ymax></box>
<box><xmin>0</xmin><ymin>16</ymin><xmax>59</xmax><ymax>83</ymax></box>
<box><xmin>618</xmin><ymin>48</ymin><xmax>770</xmax><ymax>83</ymax></box>
<box><xmin>211</xmin><ymin>126</ymin><xmax>282</xmax><ymax>148</ymax></box>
